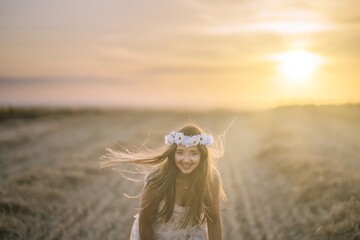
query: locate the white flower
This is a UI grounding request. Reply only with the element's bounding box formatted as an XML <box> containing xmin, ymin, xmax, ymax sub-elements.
<box><xmin>191</xmin><ymin>135</ymin><xmax>200</xmax><ymax>146</ymax></box>
<box><xmin>164</xmin><ymin>135</ymin><xmax>174</xmax><ymax>145</ymax></box>
<box><xmin>183</xmin><ymin>136</ymin><xmax>192</xmax><ymax>147</ymax></box>
<box><xmin>198</xmin><ymin>134</ymin><xmax>213</xmax><ymax>145</ymax></box>
<box><xmin>205</xmin><ymin>135</ymin><xmax>213</xmax><ymax>145</ymax></box>
<box><xmin>164</xmin><ymin>131</ymin><xmax>213</xmax><ymax>147</ymax></box>
<box><xmin>199</xmin><ymin>135</ymin><xmax>207</xmax><ymax>145</ymax></box>
<box><xmin>164</xmin><ymin>131</ymin><xmax>176</xmax><ymax>145</ymax></box>
<box><xmin>174</xmin><ymin>132</ymin><xmax>184</xmax><ymax>145</ymax></box>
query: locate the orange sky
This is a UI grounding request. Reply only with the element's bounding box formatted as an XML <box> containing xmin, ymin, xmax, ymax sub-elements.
<box><xmin>0</xmin><ymin>0</ymin><xmax>359</xmax><ymax>110</ymax></box>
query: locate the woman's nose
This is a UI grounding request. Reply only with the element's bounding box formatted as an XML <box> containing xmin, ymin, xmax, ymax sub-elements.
<box><xmin>183</xmin><ymin>153</ymin><xmax>191</xmax><ymax>162</ymax></box>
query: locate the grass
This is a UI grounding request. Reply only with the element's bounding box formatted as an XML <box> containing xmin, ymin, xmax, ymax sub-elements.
<box><xmin>0</xmin><ymin>105</ymin><xmax>359</xmax><ymax>239</ymax></box>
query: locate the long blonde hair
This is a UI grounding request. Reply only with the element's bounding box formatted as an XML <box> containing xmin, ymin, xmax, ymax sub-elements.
<box><xmin>100</xmin><ymin>124</ymin><xmax>226</xmax><ymax>228</ymax></box>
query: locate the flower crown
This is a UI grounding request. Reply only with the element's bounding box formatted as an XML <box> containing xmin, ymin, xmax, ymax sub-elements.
<box><xmin>164</xmin><ymin>131</ymin><xmax>213</xmax><ymax>148</ymax></box>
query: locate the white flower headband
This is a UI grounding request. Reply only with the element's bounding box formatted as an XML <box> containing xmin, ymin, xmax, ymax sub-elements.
<box><xmin>164</xmin><ymin>131</ymin><xmax>213</xmax><ymax>148</ymax></box>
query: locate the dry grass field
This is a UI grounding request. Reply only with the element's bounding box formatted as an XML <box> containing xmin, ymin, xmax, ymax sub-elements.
<box><xmin>0</xmin><ymin>105</ymin><xmax>359</xmax><ymax>240</ymax></box>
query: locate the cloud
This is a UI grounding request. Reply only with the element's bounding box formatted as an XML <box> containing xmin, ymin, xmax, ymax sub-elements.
<box><xmin>0</xmin><ymin>75</ymin><xmax>147</xmax><ymax>86</ymax></box>
<box><xmin>179</xmin><ymin>0</ymin><xmax>360</xmax><ymax>28</ymax></box>
<box><xmin>202</xmin><ymin>21</ymin><xmax>334</xmax><ymax>35</ymax></box>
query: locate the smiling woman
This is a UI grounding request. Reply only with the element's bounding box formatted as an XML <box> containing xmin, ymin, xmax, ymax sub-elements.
<box><xmin>272</xmin><ymin>50</ymin><xmax>324</xmax><ymax>84</ymax></box>
<box><xmin>100</xmin><ymin>124</ymin><xmax>226</xmax><ymax>240</ymax></box>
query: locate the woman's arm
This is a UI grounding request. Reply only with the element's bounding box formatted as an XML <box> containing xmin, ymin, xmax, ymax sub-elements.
<box><xmin>139</xmin><ymin>186</ymin><xmax>159</xmax><ymax>240</ymax></box>
<box><xmin>207</xmin><ymin>171</ymin><xmax>223</xmax><ymax>240</ymax></box>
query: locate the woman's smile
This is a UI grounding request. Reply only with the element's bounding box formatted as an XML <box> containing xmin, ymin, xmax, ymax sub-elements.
<box><xmin>175</xmin><ymin>145</ymin><xmax>201</xmax><ymax>174</ymax></box>
<box><xmin>180</xmin><ymin>163</ymin><xmax>193</xmax><ymax>170</ymax></box>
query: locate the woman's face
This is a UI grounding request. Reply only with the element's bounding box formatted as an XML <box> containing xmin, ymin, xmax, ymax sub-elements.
<box><xmin>175</xmin><ymin>145</ymin><xmax>201</xmax><ymax>175</ymax></box>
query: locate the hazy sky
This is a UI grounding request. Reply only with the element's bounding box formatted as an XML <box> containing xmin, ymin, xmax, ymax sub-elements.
<box><xmin>0</xmin><ymin>0</ymin><xmax>359</xmax><ymax>110</ymax></box>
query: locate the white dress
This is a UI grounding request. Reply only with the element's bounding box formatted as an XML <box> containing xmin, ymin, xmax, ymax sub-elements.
<box><xmin>130</xmin><ymin>204</ymin><xmax>208</xmax><ymax>240</ymax></box>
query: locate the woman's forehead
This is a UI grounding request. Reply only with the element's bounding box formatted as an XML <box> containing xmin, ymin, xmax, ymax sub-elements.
<box><xmin>176</xmin><ymin>145</ymin><xmax>199</xmax><ymax>151</ymax></box>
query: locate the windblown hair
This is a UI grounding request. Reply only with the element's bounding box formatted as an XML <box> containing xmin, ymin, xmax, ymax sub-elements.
<box><xmin>100</xmin><ymin>124</ymin><xmax>226</xmax><ymax>228</ymax></box>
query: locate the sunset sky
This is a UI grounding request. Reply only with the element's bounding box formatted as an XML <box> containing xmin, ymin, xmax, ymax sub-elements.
<box><xmin>0</xmin><ymin>0</ymin><xmax>359</xmax><ymax>110</ymax></box>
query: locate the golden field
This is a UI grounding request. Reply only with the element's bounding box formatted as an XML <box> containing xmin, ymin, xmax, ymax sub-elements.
<box><xmin>0</xmin><ymin>105</ymin><xmax>359</xmax><ymax>240</ymax></box>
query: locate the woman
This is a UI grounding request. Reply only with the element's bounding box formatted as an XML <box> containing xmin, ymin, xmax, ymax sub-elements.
<box><xmin>100</xmin><ymin>124</ymin><xmax>226</xmax><ymax>240</ymax></box>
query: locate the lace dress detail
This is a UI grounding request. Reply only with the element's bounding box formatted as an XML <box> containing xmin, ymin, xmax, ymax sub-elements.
<box><xmin>130</xmin><ymin>204</ymin><xmax>207</xmax><ymax>240</ymax></box>
<box><xmin>129</xmin><ymin>174</ymin><xmax>208</xmax><ymax>240</ymax></box>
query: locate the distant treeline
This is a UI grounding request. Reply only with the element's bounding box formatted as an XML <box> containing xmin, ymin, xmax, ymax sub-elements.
<box><xmin>274</xmin><ymin>103</ymin><xmax>360</xmax><ymax>110</ymax></box>
<box><xmin>0</xmin><ymin>106</ymin><xmax>104</xmax><ymax>121</ymax></box>
<box><xmin>0</xmin><ymin>103</ymin><xmax>359</xmax><ymax>122</ymax></box>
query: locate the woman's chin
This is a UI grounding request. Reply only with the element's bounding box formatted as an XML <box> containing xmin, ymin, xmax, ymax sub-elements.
<box><xmin>179</xmin><ymin>168</ymin><xmax>195</xmax><ymax>175</ymax></box>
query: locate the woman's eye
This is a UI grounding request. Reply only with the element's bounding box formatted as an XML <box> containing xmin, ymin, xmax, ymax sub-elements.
<box><xmin>176</xmin><ymin>151</ymin><xmax>183</xmax><ymax>155</ymax></box>
<box><xmin>191</xmin><ymin>152</ymin><xmax>199</xmax><ymax>156</ymax></box>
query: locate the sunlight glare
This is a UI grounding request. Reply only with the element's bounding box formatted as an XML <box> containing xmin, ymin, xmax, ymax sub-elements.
<box><xmin>273</xmin><ymin>50</ymin><xmax>323</xmax><ymax>84</ymax></box>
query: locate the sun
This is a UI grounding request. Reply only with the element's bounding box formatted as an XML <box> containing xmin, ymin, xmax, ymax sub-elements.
<box><xmin>273</xmin><ymin>50</ymin><xmax>323</xmax><ymax>84</ymax></box>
